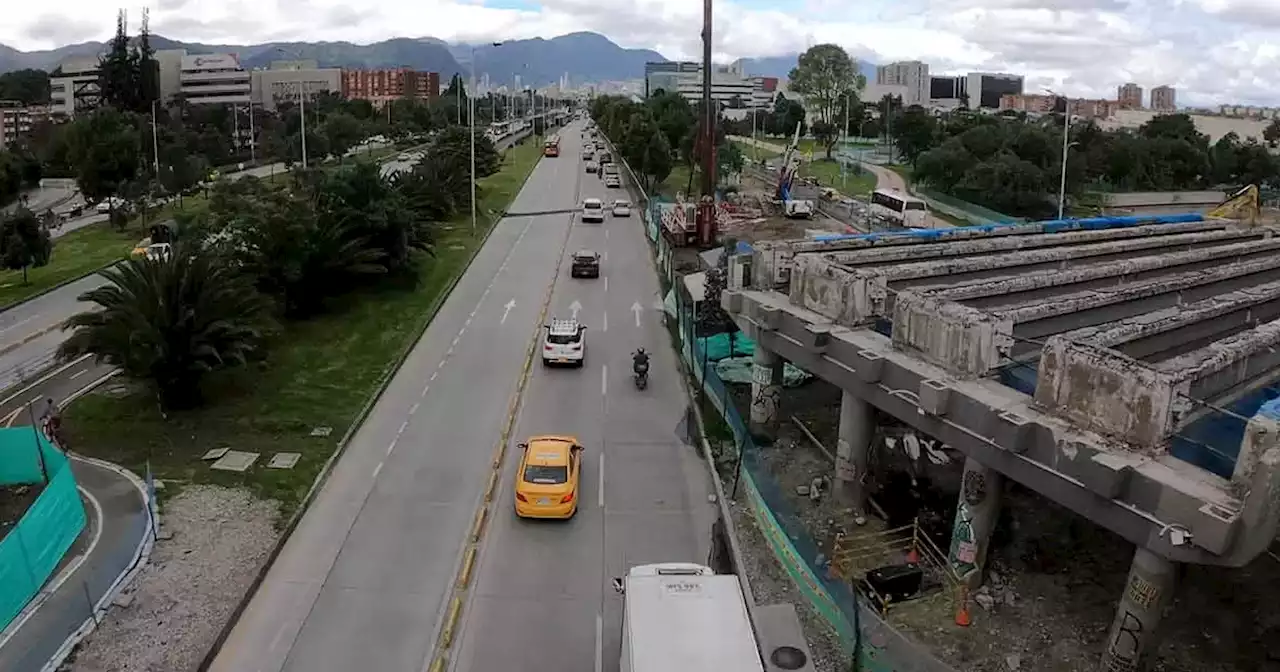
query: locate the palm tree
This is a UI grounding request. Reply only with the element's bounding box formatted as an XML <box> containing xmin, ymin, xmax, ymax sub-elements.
<box><xmin>58</xmin><ymin>245</ymin><xmax>272</xmax><ymax>410</ymax></box>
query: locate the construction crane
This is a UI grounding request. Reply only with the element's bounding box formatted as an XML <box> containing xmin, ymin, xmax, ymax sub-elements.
<box><xmin>773</xmin><ymin>122</ymin><xmax>814</xmax><ymax>218</ymax></box>
<box><xmin>1207</xmin><ymin>184</ymin><xmax>1261</xmax><ymax>225</ymax></box>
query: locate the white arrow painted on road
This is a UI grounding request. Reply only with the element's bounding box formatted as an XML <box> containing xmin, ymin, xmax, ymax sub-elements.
<box><xmin>570</xmin><ymin>300</ymin><xmax>583</xmax><ymax>319</ymax></box>
<box><xmin>501</xmin><ymin>299</ymin><xmax>516</xmax><ymax>325</ymax></box>
<box><xmin>631</xmin><ymin>302</ymin><xmax>643</xmax><ymax>327</ymax></box>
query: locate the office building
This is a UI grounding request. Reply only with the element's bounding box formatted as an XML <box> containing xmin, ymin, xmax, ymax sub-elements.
<box><xmin>967</xmin><ymin>72</ymin><xmax>1024</xmax><ymax>109</ymax></box>
<box><xmin>180</xmin><ymin>53</ymin><xmax>251</xmax><ymax>105</ymax></box>
<box><xmin>0</xmin><ymin>101</ymin><xmax>53</xmax><ymax>146</ymax></box>
<box><xmin>49</xmin><ymin>56</ymin><xmax>101</xmax><ymax>117</ymax></box>
<box><xmin>1151</xmin><ymin>85</ymin><xmax>1176</xmax><ymax>112</ymax></box>
<box><xmin>341</xmin><ymin>68</ymin><xmax>440</xmax><ymax>107</ymax></box>
<box><xmin>251</xmin><ymin>62</ymin><xmax>341</xmax><ymax>112</ymax></box>
<box><xmin>644</xmin><ymin>60</ymin><xmax>700</xmax><ymax>98</ymax></box>
<box><xmin>876</xmin><ymin>61</ymin><xmax>929</xmax><ymax>106</ymax></box>
<box><xmin>1118</xmin><ymin>83</ymin><xmax>1143</xmax><ymax>109</ymax></box>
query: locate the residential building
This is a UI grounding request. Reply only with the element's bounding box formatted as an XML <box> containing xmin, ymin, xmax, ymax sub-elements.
<box><xmin>1118</xmin><ymin>82</ymin><xmax>1143</xmax><ymax>109</ymax></box>
<box><xmin>341</xmin><ymin>68</ymin><xmax>440</xmax><ymax>107</ymax></box>
<box><xmin>967</xmin><ymin>72</ymin><xmax>1024</xmax><ymax>109</ymax></box>
<box><xmin>0</xmin><ymin>101</ymin><xmax>53</xmax><ymax>146</ymax></box>
<box><xmin>251</xmin><ymin>62</ymin><xmax>341</xmax><ymax>112</ymax></box>
<box><xmin>1219</xmin><ymin>105</ymin><xmax>1280</xmax><ymax>120</ymax></box>
<box><xmin>644</xmin><ymin>60</ymin><xmax>700</xmax><ymax>98</ymax></box>
<box><xmin>180</xmin><ymin>53</ymin><xmax>251</xmax><ymax>105</ymax></box>
<box><xmin>49</xmin><ymin>56</ymin><xmax>101</xmax><ymax>117</ymax></box>
<box><xmin>999</xmin><ymin>93</ymin><xmax>1115</xmax><ymax>119</ymax></box>
<box><xmin>875</xmin><ymin>60</ymin><xmax>929</xmax><ymax>106</ymax></box>
<box><xmin>1151</xmin><ymin>85</ymin><xmax>1176</xmax><ymax>112</ymax></box>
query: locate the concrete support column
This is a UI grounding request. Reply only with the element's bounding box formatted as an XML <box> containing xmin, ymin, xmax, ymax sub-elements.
<box><xmin>749</xmin><ymin>346</ymin><xmax>785</xmax><ymax>440</ymax></box>
<box><xmin>835</xmin><ymin>390</ymin><xmax>873</xmax><ymax>523</ymax></box>
<box><xmin>947</xmin><ymin>457</ymin><xmax>1002</xmax><ymax>588</ymax></box>
<box><xmin>1099</xmin><ymin>547</ymin><xmax>1177</xmax><ymax>672</ymax></box>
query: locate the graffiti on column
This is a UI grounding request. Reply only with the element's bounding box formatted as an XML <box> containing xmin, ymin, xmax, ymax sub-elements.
<box><xmin>1102</xmin><ymin>572</ymin><xmax>1163</xmax><ymax>672</ymax></box>
<box><xmin>752</xmin><ymin>384</ymin><xmax>782</xmax><ymax>426</ymax></box>
<box><xmin>949</xmin><ymin>470</ymin><xmax>987</xmax><ymax>580</ymax></box>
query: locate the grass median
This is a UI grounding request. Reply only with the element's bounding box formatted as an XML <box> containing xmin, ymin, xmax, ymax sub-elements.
<box><xmin>62</xmin><ymin>137</ymin><xmax>545</xmax><ymax>518</ymax></box>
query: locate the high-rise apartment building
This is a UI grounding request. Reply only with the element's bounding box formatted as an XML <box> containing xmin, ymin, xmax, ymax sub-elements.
<box><xmin>875</xmin><ymin>61</ymin><xmax>929</xmax><ymax>106</ymax></box>
<box><xmin>0</xmin><ymin>101</ymin><xmax>53</xmax><ymax>146</ymax></box>
<box><xmin>1151</xmin><ymin>85</ymin><xmax>1176</xmax><ymax>112</ymax></box>
<box><xmin>1117</xmin><ymin>83</ymin><xmax>1143</xmax><ymax>109</ymax></box>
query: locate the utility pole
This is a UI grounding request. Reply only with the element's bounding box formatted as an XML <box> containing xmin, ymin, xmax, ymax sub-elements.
<box><xmin>695</xmin><ymin>0</ymin><xmax>717</xmax><ymax>248</ymax></box>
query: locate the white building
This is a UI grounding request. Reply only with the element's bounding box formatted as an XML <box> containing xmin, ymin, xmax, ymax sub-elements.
<box><xmin>251</xmin><ymin>61</ymin><xmax>341</xmax><ymax>112</ymax></box>
<box><xmin>875</xmin><ymin>61</ymin><xmax>929</xmax><ymax>106</ymax></box>
<box><xmin>671</xmin><ymin>70</ymin><xmax>762</xmax><ymax>109</ymax></box>
<box><xmin>180</xmin><ymin>53</ymin><xmax>251</xmax><ymax>105</ymax></box>
<box><xmin>49</xmin><ymin>56</ymin><xmax>101</xmax><ymax>117</ymax></box>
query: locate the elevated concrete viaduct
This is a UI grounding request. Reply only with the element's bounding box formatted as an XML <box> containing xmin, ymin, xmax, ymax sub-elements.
<box><xmin>723</xmin><ymin>216</ymin><xmax>1280</xmax><ymax>672</ymax></box>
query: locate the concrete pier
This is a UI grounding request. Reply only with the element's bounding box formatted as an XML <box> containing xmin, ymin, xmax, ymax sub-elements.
<box><xmin>1099</xmin><ymin>547</ymin><xmax>1178</xmax><ymax>672</ymax></box>
<box><xmin>947</xmin><ymin>458</ymin><xmax>1003</xmax><ymax>588</ymax></box>
<box><xmin>749</xmin><ymin>346</ymin><xmax>784</xmax><ymax>440</ymax></box>
<box><xmin>835</xmin><ymin>390</ymin><xmax>873</xmax><ymax>519</ymax></box>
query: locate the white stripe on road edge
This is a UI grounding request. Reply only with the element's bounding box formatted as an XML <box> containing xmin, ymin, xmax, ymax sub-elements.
<box><xmin>372</xmin><ymin>462</ymin><xmax>384</xmax><ymax>480</ymax></box>
<box><xmin>595</xmin><ymin>613</ymin><xmax>604</xmax><ymax>672</ymax></box>
<box><xmin>0</xmin><ymin>353</ymin><xmax>93</xmax><ymax>409</ymax></box>
<box><xmin>600</xmin><ymin>365</ymin><xmax>608</xmax><ymax>397</ymax></box>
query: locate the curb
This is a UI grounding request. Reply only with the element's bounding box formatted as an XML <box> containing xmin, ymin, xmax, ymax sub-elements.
<box><xmin>424</xmin><ymin>158</ymin><xmax>579</xmax><ymax>672</ymax></box>
<box><xmin>195</xmin><ymin>135</ymin><xmax>545</xmax><ymax>672</ymax></box>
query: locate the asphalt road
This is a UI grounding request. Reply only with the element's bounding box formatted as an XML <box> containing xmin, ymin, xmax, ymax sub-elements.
<box><xmin>0</xmin><ymin>275</ymin><xmax>108</xmax><ymax>392</ymax></box>
<box><xmin>209</xmin><ymin>122</ymin><xmax>580</xmax><ymax>672</ymax></box>
<box><xmin>448</xmin><ymin>129</ymin><xmax>716</xmax><ymax>672</ymax></box>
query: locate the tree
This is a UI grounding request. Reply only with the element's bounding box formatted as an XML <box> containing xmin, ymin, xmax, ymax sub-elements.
<box><xmin>0</xmin><ymin>207</ymin><xmax>53</xmax><ymax>284</ymax></box>
<box><xmin>317</xmin><ymin>162</ymin><xmax>432</xmax><ymax>273</ymax></box>
<box><xmin>323</xmin><ymin>112</ymin><xmax>365</xmax><ymax>158</ymax></box>
<box><xmin>433</xmin><ymin>126</ymin><xmax>499</xmax><ymax>178</ymax></box>
<box><xmin>66</xmin><ymin>108</ymin><xmax>142</xmax><ymax>207</ymax></box>
<box><xmin>58</xmin><ymin>244</ymin><xmax>272</xmax><ymax>409</ymax></box>
<box><xmin>810</xmin><ymin>120</ymin><xmax>838</xmax><ymax>159</ymax></box>
<box><xmin>892</xmin><ymin>106</ymin><xmax>939</xmax><ymax>167</ymax></box>
<box><xmin>0</xmin><ymin>69</ymin><xmax>51</xmax><ymax>105</ymax></box>
<box><xmin>1265</xmin><ymin>120</ymin><xmax>1280</xmax><ymax>148</ymax></box>
<box><xmin>787</xmin><ymin>44</ymin><xmax>861</xmax><ymax>125</ymax></box>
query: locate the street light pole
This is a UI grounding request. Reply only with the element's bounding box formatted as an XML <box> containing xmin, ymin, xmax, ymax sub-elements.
<box><xmin>1047</xmin><ymin>88</ymin><xmax>1070</xmax><ymax>220</ymax></box>
<box><xmin>151</xmin><ymin>99</ymin><xmax>160</xmax><ymax>175</ymax></box>
<box><xmin>299</xmin><ymin>81</ymin><xmax>309</xmax><ymax>169</ymax></box>
<box><xmin>470</xmin><ymin>45</ymin><xmax>477</xmax><ymax>236</ymax></box>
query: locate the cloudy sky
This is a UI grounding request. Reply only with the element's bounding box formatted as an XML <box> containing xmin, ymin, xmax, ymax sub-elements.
<box><xmin>3</xmin><ymin>0</ymin><xmax>1278</xmax><ymax>107</ymax></box>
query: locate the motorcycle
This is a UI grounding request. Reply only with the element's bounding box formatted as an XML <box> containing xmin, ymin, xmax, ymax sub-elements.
<box><xmin>633</xmin><ymin>361</ymin><xmax>649</xmax><ymax>390</ymax></box>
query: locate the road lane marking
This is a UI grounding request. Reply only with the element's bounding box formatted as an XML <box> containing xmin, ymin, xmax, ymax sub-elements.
<box><xmin>387</xmin><ymin>441</ymin><xmax>397</xmax><ymax>456</ymax></box>
<box><xmin>603</xmin><ymin>276</ymin><xmax>608</xmax><ymax>293</ymax></box>
<box><xmin>0</xmin><ymin>316</ymin><xmax>34</xmax><ymax>337</ymax></box>
<box><xmin>601</xmin><ymin>364</ymin><xmax>608</xmax><ymax>396</ymax></box>
<box><xmin>0</xmin><ymin>353</ymin><xmax>93</xmax><ymax>409</ymax></box>
<box><xmin>598</xmin><ymin>454</ymin><xmax>605</xmax><ymax>509</ymax></box>
<box><xmin>420</xmin><ymin>385</ymin><xmax>430</xmax><ymax>398</ymax></box>
<box><xmin>431</xmin><ymin>370</ymin><xmax>439</xmax><ymax>380</ymax></box>
<box><xmin>398</xmin><ymin>421</ymin><xmax>409</xmax><ymax>436</ymax></box>
<box><xmin>602</xmin><ymin>312</ymin><xmax>608</xmax><ymax>332</ymax></box>
<box><xmin>595</xmin><ymin>613</ymin><xmax>603</xmax><ymax>672</ymax></box>
<box><xmin>409</xmin><ymin>402</ymin><xmax>420</xmax><ymax>415</ymax></box>
<box><xmin>372</xmin><ymin>461</ymin><xmax>384</xmax><ymax>479</ymax></box>
<box><xmin>69</xmin><ymin>369</ymin><xmax>88</xmax><ymax>381</ymax></box>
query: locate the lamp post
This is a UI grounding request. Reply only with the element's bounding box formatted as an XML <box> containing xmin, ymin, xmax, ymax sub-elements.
<box><xmin>470</xmin><ymin>41</ymin><xmax>503</xmax><ymax>237</ymax></box>
<box><xmin>277</xmin><ymin>48</ymin><xmax>309</xmax><ymax>168</ymax></box>
<box><xmin>1045</xmin><ymin>88</ymin><xmax>1074</xmax><ymax>220</ymax></box>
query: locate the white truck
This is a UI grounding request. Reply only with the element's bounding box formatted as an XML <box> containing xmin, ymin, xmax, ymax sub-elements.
<box><xmin>611</xmin><ymin>563</ymin><xmax>764</xmax><ymax>672</ymax></box>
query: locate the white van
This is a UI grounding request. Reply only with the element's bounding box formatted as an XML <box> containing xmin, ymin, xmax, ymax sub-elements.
<box><xmin>582</xmin><ymin>198</ymin><xmax>605</xmax><ymax>223</ymax></box>
<box><xmin>612</xmin><ymin>563</ymin><xmax>764</xmax><ymax>672</ymax></box>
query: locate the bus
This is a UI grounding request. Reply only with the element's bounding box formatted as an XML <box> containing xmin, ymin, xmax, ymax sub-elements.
<box><xmin>871</xmin><ymin>188</ymin><xmax>931</xmax><ymax>227</ymax></box>
<box><xmin>543</xmin><ymin>135</ymin><xmax>561</xmax><ymax>157</ymax></box>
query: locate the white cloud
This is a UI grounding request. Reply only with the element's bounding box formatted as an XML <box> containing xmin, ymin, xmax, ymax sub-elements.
<box><xmin>1</xmin><ymin>0</ymin><xmax>1278</xmax><ymax>107</ymax></box>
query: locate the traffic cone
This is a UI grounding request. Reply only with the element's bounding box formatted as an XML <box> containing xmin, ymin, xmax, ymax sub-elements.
<box><xmin>905</xmin><ymin>545</ymin><xmax>920</xmax><ymax>564</ymax></box>
<box><xmin>906</xmin><ymin>517</ymin><xmax>921</xmax><ymax>564</ymax></box>
<box><xmin>954</xmin><ymin>585</ymin><xmax>972</xmax><ymax>627</ymax></box>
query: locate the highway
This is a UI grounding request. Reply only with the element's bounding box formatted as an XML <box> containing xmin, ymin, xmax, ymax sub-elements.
<box><xmin>210</xmin><ymin>121</ymin><xmax>713</xmax><ymax>672</ymax></box>
<box><xmin>0</xmin><ymin>275</ymin><xmax>106</xmax><ymax>391</ymax></box>
<box><xmin>448</xmin><ymin>128</ymin><xmax>716</xmax><ymax>671</ymax></box>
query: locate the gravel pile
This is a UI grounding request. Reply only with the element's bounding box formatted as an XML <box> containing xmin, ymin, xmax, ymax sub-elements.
<box><xmin>67</xmin><ymin>485</ymin><xmax>280</xmax><ymax>672</ymax></box>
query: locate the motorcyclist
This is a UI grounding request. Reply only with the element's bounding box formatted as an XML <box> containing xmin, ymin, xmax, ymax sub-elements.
<box><xmin>632</xmin><ymin>348</ymin><xmax>650</xmax><ymax>375</ymax></box>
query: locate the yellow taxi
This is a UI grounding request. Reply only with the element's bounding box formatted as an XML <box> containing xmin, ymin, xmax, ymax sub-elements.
<box><xmin>514</xmin><ymin>435</ymin><xmax>583</xmax><ymax>519</ymax></box>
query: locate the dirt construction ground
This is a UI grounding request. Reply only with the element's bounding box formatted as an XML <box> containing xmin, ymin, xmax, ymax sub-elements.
<box><xmin>723</xmin><ymin>376</ymin><xmax>1280</xmax><ymax>672</ymax></box>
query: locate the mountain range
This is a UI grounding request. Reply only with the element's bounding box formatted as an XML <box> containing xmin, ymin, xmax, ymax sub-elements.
<box><xmin>0</xmin><ymin>31</ymin><xmax>876</xmax><ymax>89</ymax></box>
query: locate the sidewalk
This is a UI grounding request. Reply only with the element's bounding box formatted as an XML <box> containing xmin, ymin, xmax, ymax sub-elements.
<box><xmin>0</xmin><ymin>363</ymin><xmax>151</xmax><ymax>672</ymax></box>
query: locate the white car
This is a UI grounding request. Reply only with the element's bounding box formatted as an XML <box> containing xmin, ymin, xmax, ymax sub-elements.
<box><xmin>95</xmin><ymin>196</ymin><xmax>127</xmax><ymax>213</ymax></box>
<box><xmin>542</xmin><ymin>318</ymin><xmax>586</xmax><ymax>366</ymax></box>
<box><xmin>605</xmin><ymin>174</ymin><xmax>621</xmax><ymax>188</ymax></box>
<box><xmin>612</xmin><ymin>200</ymin><xmax>631</xmax><ymax>217</ymax></box>
<box><xmin>582</xmin><ymin>198</ymin><xmax>605</xmax><ymax>223</ymax></box>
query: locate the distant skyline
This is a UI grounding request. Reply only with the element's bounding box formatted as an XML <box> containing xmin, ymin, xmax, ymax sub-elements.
<box><xmin>3</xmin><ymin>1</ymin><xmax>1279</xmax><ymax>108</ymax></box>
